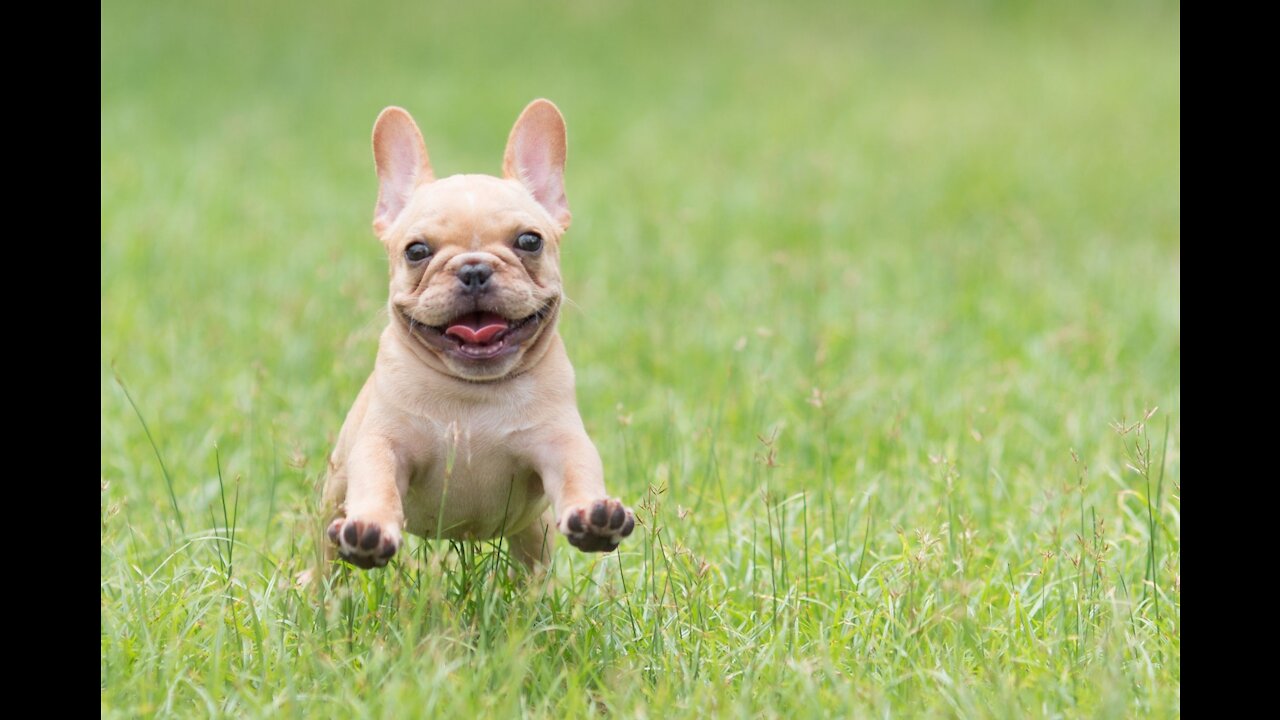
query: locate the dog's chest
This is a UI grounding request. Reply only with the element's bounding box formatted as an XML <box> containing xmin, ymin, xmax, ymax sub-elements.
<box><xmin>399</xmin><ymin>412</ymin><xmax>546</xmax><ymax>540</ymax></box>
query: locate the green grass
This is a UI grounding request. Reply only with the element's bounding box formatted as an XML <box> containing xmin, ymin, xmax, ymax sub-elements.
<box><xmin>101</xmin><ymin>1</ymin><xmax>1180</xmax><ymax>716</ymax></box>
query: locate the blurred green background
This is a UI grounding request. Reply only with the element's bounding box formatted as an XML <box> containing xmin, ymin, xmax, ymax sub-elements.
<box><xmin>102</xmin><ymin>1</ymin><xmax>1179</xmax><ymax>717</ymax></box>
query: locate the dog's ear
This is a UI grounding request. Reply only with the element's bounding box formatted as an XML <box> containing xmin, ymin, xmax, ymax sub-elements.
<box><xmin>372</xmin><ymin>107</ymin><xmax>434</xmax><ymax>236</ymax></box>
<box><xmin>503</xmin><ymin>99</ymin><xmax>571</xmax><ymax>230</ymax></box>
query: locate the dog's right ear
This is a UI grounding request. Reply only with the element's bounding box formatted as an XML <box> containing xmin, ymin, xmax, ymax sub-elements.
<box><xmin>372</xmin><ymin>107</ymin><xmax>434</xmax><ymax>236</ymax></box>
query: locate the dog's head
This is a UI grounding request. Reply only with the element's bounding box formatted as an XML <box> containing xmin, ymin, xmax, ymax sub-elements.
<box><xmin>370</xmin><ymin>100</ymin><xmax>572</xmax><ymax>381</ymax></box>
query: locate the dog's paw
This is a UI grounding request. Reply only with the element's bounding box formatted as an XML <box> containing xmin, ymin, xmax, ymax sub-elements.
<box><xmin>558</xmin><ymin>498</ymin><xmax>635</xmax><ymax>552</ymax></box>
<box><xmin>327</xmin><ymin>517</ymin><xmax>401</xmax><ymax>569</ymax></box>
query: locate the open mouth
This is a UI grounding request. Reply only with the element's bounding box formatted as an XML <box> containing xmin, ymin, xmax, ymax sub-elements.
<box><xmin>401</xmin><ymin>299</ymin><xmax>556</xmax><ymax>363</ymax></box>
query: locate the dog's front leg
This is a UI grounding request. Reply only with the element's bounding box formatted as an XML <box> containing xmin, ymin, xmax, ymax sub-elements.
<box><xmin>537</xmin><ymin>431</ymin><xmax>635</xmax><ymax>553</ymax></box>
<box><xmin>327</xmin><ymin>434</ymin><xmax>406</xmax><ymax>569</ymax></box>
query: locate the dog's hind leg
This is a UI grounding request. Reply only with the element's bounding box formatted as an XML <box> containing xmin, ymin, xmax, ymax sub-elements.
<box><xmin>507</xmin><ymin>507</ymin><xmax>556</xmax><ymax>570</ymax></box>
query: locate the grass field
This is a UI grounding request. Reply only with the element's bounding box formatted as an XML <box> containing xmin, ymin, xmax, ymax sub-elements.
<box><xmin>101</xmin><ymin>1</ymin><xmax>1180</xmax><ymax>716</ymax></box>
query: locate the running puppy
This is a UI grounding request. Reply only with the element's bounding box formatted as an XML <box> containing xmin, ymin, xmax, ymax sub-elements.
<box><xmin>321</xmin><ymin>99</ymin><xmax>634</xmax><ymax>570</ymax></box>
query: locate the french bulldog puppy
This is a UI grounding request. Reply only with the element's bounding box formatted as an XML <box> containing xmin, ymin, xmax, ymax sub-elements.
<box><xmin>321</xmin><ymin>99</ymin><xmax>634</xmax><ymax>570</ymax></box>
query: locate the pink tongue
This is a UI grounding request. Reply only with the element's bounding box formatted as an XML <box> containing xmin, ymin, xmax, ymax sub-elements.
<box><xmin>445</xmin><ymin>313</ymin><xmax>508</xmax><ymax>344</ymax></box>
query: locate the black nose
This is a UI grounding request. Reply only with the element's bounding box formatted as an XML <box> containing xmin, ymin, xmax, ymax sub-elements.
<box><xmin>457</xmin><ymin>262</ymin><xmax>493</xmax><ymax>292</ymax></box>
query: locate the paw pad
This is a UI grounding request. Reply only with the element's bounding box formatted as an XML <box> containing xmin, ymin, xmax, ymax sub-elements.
<box><xmin>559</xmin><ymin>498</ymin><xmax>635</xmax><ymax>553</ymax></box>
<box><xmin>327</xmin><ymin>517</ymin><xmax>400</xmax><ymax>569</ymax></box>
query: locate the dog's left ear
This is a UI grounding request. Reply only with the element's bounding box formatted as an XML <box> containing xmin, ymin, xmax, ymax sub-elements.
<box><xmin>503</xmin><ymin>99</ymin><xmax>571</xmax><ymax>231</ymax></box>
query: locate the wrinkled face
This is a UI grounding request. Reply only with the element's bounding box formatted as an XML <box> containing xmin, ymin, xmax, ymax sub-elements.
<box><xmin>384</xmin><ymin>175</ymin><xmax>563</xmax><ymax>380</ymax></box>
<box><xmin>369</xmin><ymin>101</ymin><xmax>574</xmax><ymax>381</ymax></box>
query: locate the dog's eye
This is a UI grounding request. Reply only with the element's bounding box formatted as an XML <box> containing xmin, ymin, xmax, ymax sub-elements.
<box><xmin>515</xmin><ymin>232</ymin><xmax>543</xmax><ymax>253</ymax></box>
<box><xmin>405</xmin><ymin>242</ymin><xmax>432</xmax><ymax>263</ymax></box>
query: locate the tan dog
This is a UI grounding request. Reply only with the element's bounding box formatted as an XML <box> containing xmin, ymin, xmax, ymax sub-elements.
<box><xmin>320</xmin><ymin>99</ymin><xmax>635</xmax><ymax>571</ymax></box>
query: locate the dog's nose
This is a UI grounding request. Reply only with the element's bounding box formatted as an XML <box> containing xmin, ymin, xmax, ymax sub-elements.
<box><xmin>457</xmin><ymin>262</ymin><xmax>493</xmax><ymax>293</ymax></box>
